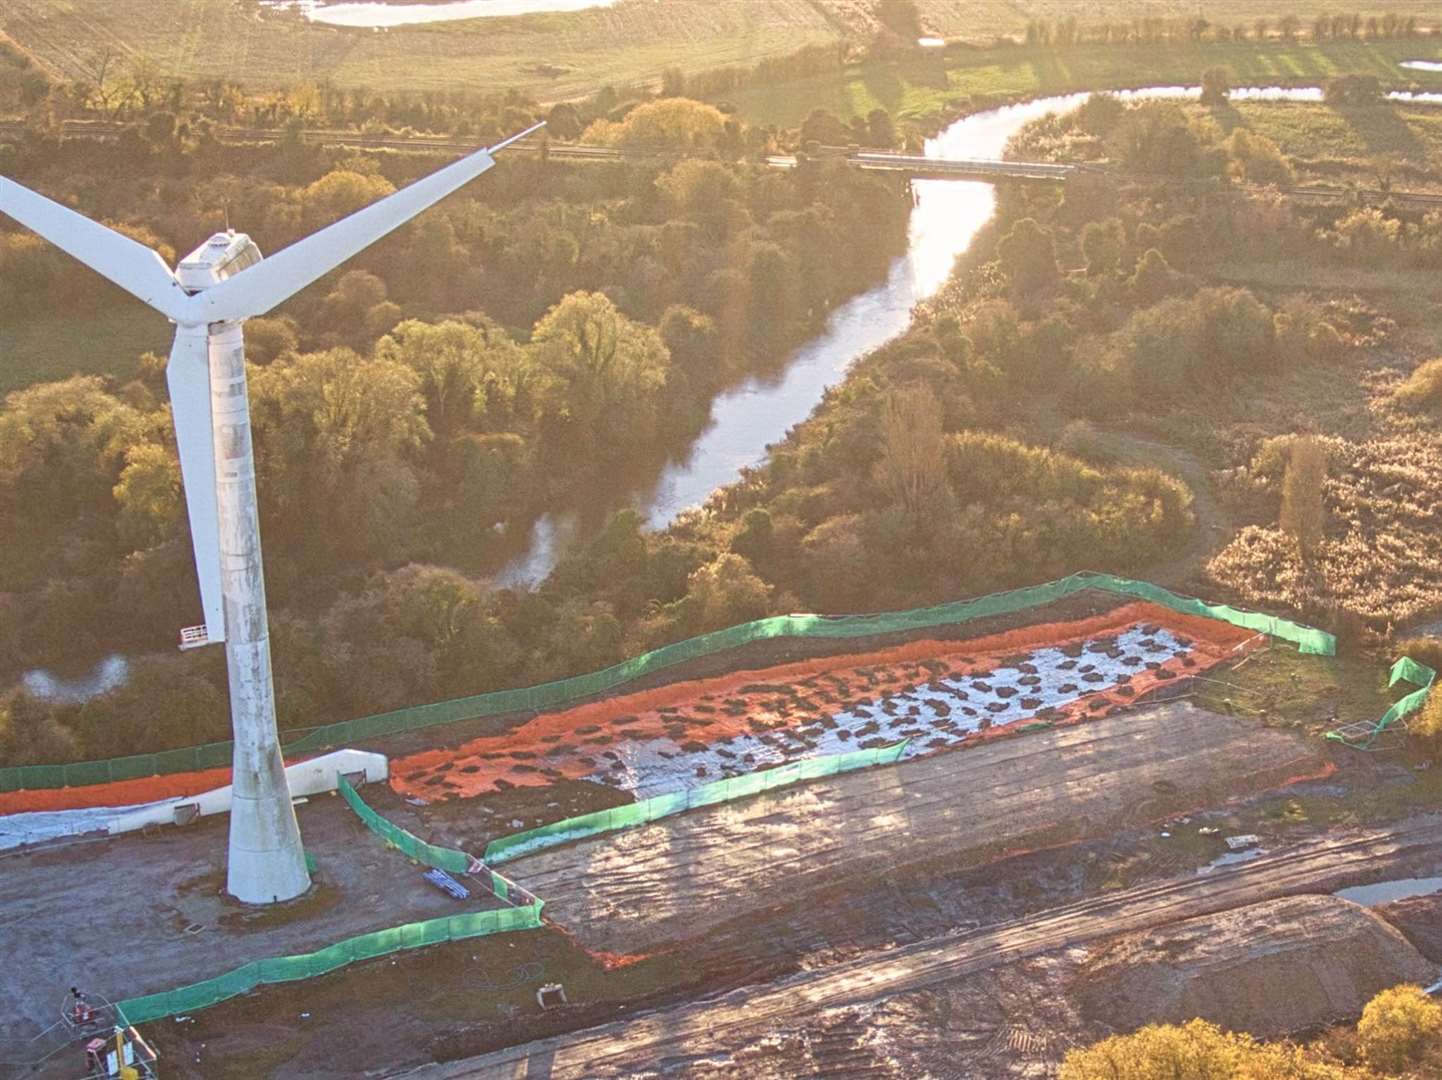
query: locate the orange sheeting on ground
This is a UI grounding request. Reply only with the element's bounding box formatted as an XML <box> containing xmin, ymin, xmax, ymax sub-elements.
<box><xmin>391</xmin><ymin>603</ymin><xmax>1257</xmax><ymax>803</ymax></box>
<box><xmin>0</xmin><ymin>766</ymin><xmax>234</xmax><ymax>816</ymax></box>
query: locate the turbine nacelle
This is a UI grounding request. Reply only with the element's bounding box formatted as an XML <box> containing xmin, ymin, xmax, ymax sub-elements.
<box><xmin>176</xmin><ymin>231</ymin><xmax>264</xmax><ymax>294</ymax></box>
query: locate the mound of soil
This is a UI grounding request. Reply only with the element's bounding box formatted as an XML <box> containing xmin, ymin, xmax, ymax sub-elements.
<box><xmin>1379</xmin><ymin>893</ymin><xmax>1442</xmax><ymax>963</ymax></box>
<box><xmin>1073</xmin><ymin>894</ymin><xmax>1435</xmax><ymax>1038</ymax></box>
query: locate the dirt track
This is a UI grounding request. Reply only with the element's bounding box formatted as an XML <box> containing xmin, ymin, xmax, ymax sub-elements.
<box><xmin>503</xmin><ymin>700</ymin><xmax>1324</xmax><ymax>955</ymax></box>
<box><xmin>409</xmin><ymin>816</ymin><xmax>1442</xmax><ymax>1079</ymax></box>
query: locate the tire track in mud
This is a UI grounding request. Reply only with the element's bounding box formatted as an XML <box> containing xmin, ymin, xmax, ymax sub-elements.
<box><xmin>415</xmin><ymin>817</ymin><xmax>1442</xmax><ymax>1079</ymax></box>
<box><xmin>501</xmin><ymin>702</ymin><xmax>1319</xmax><ymax>954</ymax></box>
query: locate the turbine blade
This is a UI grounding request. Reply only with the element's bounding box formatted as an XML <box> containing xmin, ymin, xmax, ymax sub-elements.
<box><xmin>0</xmin><ymin>175</ymin><xmax>194</xmax><ymax>324</ymax></box>
<box><xmin>167</xmin><ymin>326</ymin><xmax>226</xmax><ymax>645</ymax></box>
<box><xmin>193</xmin><ymin>121</ymin><xmax>546</xmax><ymax>323</ymax></box>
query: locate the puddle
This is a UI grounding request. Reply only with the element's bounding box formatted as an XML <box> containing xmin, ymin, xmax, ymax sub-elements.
<box><xmin>1334</xmin><ymin>876</ymin><xmax>1442</xmax><ymax>907</ymax></box>
<box><xmin>1197</xmin><ymin>848</ymin><xmax>1264</xmax><ymax>875</ymax></box>
<box><xmin>1401</xmin><ymin>60</ymin><xmax>1442</xmax><ymax>72</ymax></box>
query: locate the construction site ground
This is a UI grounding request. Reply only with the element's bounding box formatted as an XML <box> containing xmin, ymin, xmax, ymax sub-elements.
<box><xmin>3</xmin><ymin>591</ymin><xmax>1421</xmax><ymax>1078</ymax></box>
<box><xmin>497</xmin><ymin>700</ymin><xmax>1324</xmax><ymax>955</ymax></box>
<box><xmin>0</xmin><ymin>794</ymin><xmax>502</xmax><ymax>1069</ymax></box>
<box><xmin>412</xmin><ymin>825</ymin><xmax>1442</xmax><ymax>1080</ymax></box>
<box><xmin>128</xmin><ymin>704</ymin><xmax>1442</xmax><ymax>1079</ymax></box>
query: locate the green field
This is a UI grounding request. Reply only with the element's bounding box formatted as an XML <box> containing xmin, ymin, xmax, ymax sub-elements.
<box><xmin>1213</xmin><ymin>99</ymin><xmax>1442</xmax><ymax>168</ymax></box>
<box><xmin>729</xmin><ymin>37</ymin><xmax>1442</xmax><ymax>127</ymax></box>
<box><xmin>0</xmin><ymin>307</ymin><xmax>169</xmax><ymax>397</ymax></box>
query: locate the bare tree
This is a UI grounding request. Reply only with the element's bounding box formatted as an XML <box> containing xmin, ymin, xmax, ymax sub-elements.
<box><xmin>876</xmin><ymin>385</ymin><xmax>948</xmax><ymax>515</ymax></box>
<box><xmin>1280</xmin><ymin>435</ymin><xmax>1328</xmax><ymax>566</ymax></box>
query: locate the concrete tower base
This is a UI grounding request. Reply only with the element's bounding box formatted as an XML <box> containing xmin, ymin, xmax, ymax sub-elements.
<box><xmin>209</xmin><ymin>321</ymin><xmax>310</xmax><ymax>904</ymax></box>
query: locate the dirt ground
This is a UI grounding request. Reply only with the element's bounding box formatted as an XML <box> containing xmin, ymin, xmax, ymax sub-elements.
<box><xmin>415</xmin><ymin>826</ymin><xmax>1442</xmax><ymax>1079</ymax></box>
<box><xmin>0</xmin><ymin>791</ymin><xmax>502</xmax><ymax>1067</ymax></box>
<box><xmin>1072</xmin><ymin>893</ymin><xmax>1437</xmax><ymax>1038</ymax></box>
<box><xmin>501</xmin><ymin>699</ymin><xmax>1323</xmax><ymax>955</ymax></box>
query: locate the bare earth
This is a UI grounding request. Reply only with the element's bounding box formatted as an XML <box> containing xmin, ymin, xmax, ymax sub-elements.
<box><xmin>0</xmin><ymin>793</ymin><xmax>500</xmax><ymax>1056</ymax></box>
<box><xmin>414</xmin><ymin>821</ymin><xmax>1442</xmax><ymax>1079</ymax></box>
<box><xmin>504</xmin><ymin>701</ymin><xmax>1323</xmax><ymax>955</ymax></box>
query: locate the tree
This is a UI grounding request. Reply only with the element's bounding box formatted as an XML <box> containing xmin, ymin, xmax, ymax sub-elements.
<box><xmin>686</xmin><ymin>553</ymin><xmax>771</xmax><ymax>631</ymax></box>
<box><xmin>583</xmin><ymin>98</ymin><xmax>728</xmax><ymax>151</ymax></box>
<box><xmin>112</xmin><ymin>442</ymin><xmax>180</xmax><ymax>550</ymax></box>
<box><xmin>876</xmin><ymin>385</ymin><xmax>948</xmax><ymax>515</ymax></box>
<box><xmin>1357</xmin><ymin>985</ymin><xmax>1442</xmax><ymax>1074</ymax></box>
<box><xmin>1279</xmin><ymin>435</ymin><xmax>1327</xmax><ymax>565</ymax></box>
<box><xmin>996</xmin><ymin>218</ymin><xmax>1059</xmax><ymax>295</ymax></box>
<box><xmin>1060</xmin><ymin>1019</ymin><xmax>1316</xmax><ymax>1079</ymax></box>
<box><xmin>1200</xmin><ymin>66</ymin><xmax>1232</xmax><ymax>106</ymax></box>
<box><xmin>249</xmin><ymin>348</ymin><xmax>430</xmax><ymax>568</ymax></box>
<box><xmin>1080</xmin><ymin>218</ymin><xmax>1125</xmax><ymax>276</ymax></box>
<box><xmin>531</xmin><ymin>292</ymin><xmax>669</xmax><ymax>463</ymax></box>
<box><xmin>375</xmin><ymin>319</ymin><xmax>532</xmax><ymax>438</ymax></box>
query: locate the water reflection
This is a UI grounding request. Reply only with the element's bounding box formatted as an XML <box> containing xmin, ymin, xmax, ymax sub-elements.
<box><xmin>21</xmin><ymin>655</ymin><xmax>130</xmax><ymax>705</ymax></box>
<box><xmin>263</xmin><ymin>0</ymin><xmax>617</xmax><ymax>26</ymax></box>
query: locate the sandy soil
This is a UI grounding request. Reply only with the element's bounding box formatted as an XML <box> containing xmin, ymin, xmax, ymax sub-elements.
<box><xmin>503</xmin><ymin>700</ymin><xmax>1323</xmax><ymax>955</ymax></box>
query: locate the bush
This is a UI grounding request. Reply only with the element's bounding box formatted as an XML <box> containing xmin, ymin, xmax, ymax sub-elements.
<box><xmin>1396</xmin><ymin>636</ymin><xmax>1442</xmax><ymax>674</ymax></box>
<box><xmin>1060</xmin><ymin>1018</ymin><xmax>1308</xmax><ymax>1079</ymax></box>
<box><xmin>1393</xmin><ymin>358</ymin><xmax>1442</xmax><ymax>412</ymax></box>
<box><xmin>1357</xmin><ymin>985</ymin><xmax>1442</xmax><ymax>1074</ymax></box>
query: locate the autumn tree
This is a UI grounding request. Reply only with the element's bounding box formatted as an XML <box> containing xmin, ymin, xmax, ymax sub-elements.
<box><xmin>996</xmin><ymin>217</ymin><xmax>1059</xmax><ymax>295</ymax></box>
<box><xmin>531</xmin><ymin>291</ymin><xmax>669</xmax><ymax>465</ymax></box>
<box><xmin>1357</xmin><ymin>985</ymin><xmax>1442</xmax><ymax>1074</ymax></box>
<box><xmin>1060</xmin><ymin>1018</ymin><xmax>1314</xmax><ymax>1079</ymax></box>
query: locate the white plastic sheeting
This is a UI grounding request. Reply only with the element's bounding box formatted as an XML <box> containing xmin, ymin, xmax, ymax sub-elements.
<box><xmin>0</xmin><ymin>749</ymin><xmax>388</xmax><ymax>851</ymax></box>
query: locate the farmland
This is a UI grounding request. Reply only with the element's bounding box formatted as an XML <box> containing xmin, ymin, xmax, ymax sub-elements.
<box><xmin>0</xmin><ymin>1</ymin><xmax>1437</xmax><ymax>106</ymax></box>
<box><xmin>730</xmin><ymin>37</ymin><xmax>1440</xmax><ymax>127</ymax></box>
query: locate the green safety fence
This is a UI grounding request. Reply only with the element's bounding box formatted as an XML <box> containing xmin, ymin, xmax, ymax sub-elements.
<box><xmin>1326</xmin><ymin>655</ymin><xmax>1436</xmax><ymax>749</ymax></box>
<box><xmin>114</xmin><ymin>901</ymin><xmax>544</xmax><ymax>1026</ymax></box>
<box><xmin>486</xmin><ymin>738</ymin><xmax>910</xmax><ymax>864</ymax></box>
<box><xmin>1</xmin><ymin>572</ymin><xmax>1333</xmax><ymax>794</ymax></box>
<box><xmin>337</xmin><ymin>775</ymin><xmax>526</xmax><ymax>904</ymax></box>
<box><xmin>337</xmin><ymin>775</ymin><xmax>472</xmax><ymax>875</ymax></box>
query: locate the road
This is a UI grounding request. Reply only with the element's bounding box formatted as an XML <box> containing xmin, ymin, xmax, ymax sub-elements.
<box><xmin>399</xmin><ymin>815</ymin><xmax>1442</xmax><ymax>1078</ymax></box>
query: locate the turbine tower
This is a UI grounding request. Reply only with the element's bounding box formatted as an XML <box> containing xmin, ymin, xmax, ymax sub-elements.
<box><xmin>0</xmin><ymin>122</ymin><xmax>543</xmax><ymax>903</ymax></box>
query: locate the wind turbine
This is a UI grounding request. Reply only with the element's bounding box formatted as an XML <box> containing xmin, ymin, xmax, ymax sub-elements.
<box><xmin>0</xmin><ymin>121</ymin><xmax>543</xmax><ymax>904</ymax></box>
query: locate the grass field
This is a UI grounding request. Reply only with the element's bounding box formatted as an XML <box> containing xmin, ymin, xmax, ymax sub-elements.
<box><xmin>1</xmin><ymin>1</ymin><xmax>1437</xmax><ymax>104</ymax></box>
<box><xmin>730</xmin><ymin>37</ymin><xmax>1442</xmax><ymax>127</ymax></box>
<box><xmin>0</xmin><ymin>306</ymin><xmax>169</xmax><ymax>397</ymax></box>
<box><xmin>1215</xmin><ymin>99</ymin><xmax>1442</xmax><ymax>168</ymax></box>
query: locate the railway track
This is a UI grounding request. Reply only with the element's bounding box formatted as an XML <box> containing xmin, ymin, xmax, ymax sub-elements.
<box><xmin>399</xmin><ymin>815</ymin><xmax>1442</xmax><ymax>1078</ymax></box>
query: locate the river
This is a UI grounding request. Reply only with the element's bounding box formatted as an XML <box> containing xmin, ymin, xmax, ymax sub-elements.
<box><xmin>496</xmin><ymin>83</ymin><xmax>1442</xmax><ymax>586</ymax></box>
<box><xmin>22</xmin><ymin>83</ymin><xmax>1442</xmax><ymax>697</ymax></box>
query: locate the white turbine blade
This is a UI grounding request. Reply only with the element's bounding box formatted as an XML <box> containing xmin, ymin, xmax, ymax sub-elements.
<box><xmin>193</xmin><ymin>121</ymin><xmax>546</xmax><ymax>323</ymax></box>
<box><xmin>0</xmin><ymin>175</ymin><xmax>194</xmax><ymax>324</ymax></box>
<box><xmin>166</xmin><ymin>326</ymin><xmax>226</xmax><ymax>645</ymax></box>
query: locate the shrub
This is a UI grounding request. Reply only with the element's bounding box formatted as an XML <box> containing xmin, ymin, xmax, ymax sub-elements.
<box><xmin>1393</xmin><ymin>358</ymin><xmax>1442</xmax><ymax>412</ymax></box>
<box><xmin>1396</xmin><ymin>636</ymin><xmax>1442</xmax><ymax>674</ymax></box>
<box><xmin>1356</xmin><ymin>985</ymin><xmax>1442</xmax><ymax>1074</ymax></box>
<box><xmin>1060</xmin><ymin>1019</ymin><xmax>1307</xmax><ymax>1080</ymax></box>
